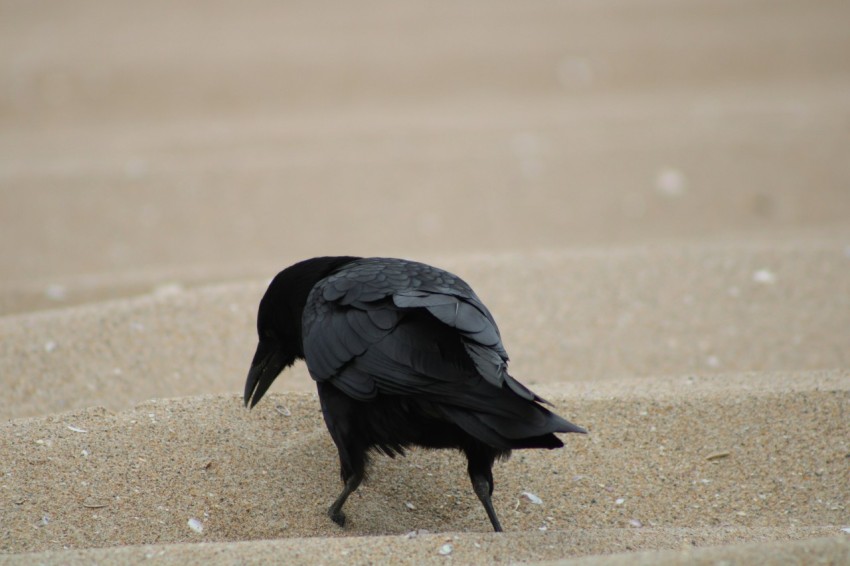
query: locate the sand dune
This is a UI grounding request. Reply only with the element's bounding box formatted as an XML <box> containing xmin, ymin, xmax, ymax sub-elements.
<box><xmin>2</xmin><ymin>0</ymin><xmax>849</xmax><ymax>563</ymax></box>
<box><xmin>3</xmin><ymin>376</ymin><xmax>848</xmax><ymax>557</ymax></box>
<box><xmin>2</xmin><ymin>244</ymin><xmax>848</xmax><ymax>420</ymax></box>
<box><xmin>5</xmin><ymin>533</ymin><xmax>848</xmax><ymax>566</ymax></box>
<box><xmin>5</xmin><ymin>251</ymin><xmax>847</xmax><ymax>565</ymax></box>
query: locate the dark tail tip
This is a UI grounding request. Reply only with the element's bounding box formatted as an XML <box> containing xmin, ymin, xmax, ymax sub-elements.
<box><xmin>553</xmin><ymin>414</ymin><xmax>587</xmax><ymax>435</ymax></box>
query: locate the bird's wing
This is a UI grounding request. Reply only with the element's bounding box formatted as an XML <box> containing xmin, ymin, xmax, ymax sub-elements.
<box><xmin>302</xmin><ymin>258</ymin><xmax>540</xmax><ymax>405</ymax></box>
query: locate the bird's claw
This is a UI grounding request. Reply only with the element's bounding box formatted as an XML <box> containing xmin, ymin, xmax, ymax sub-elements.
<box><xmin>329</xmin><ymin>507</ymin><xmax>346</xmax><ymax>527</ymax></box>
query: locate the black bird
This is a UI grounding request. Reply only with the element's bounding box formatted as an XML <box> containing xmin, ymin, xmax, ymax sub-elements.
<box><xmin>243</xmin><ymin>256</ymin><xmax>585</xmax><ymax>532</ymax></box>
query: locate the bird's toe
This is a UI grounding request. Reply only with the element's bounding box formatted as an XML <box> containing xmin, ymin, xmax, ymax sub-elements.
<box><xmin>328</xmin><ymin>507</ymin><xmax>346</xmax><ymax>527</ymax></box>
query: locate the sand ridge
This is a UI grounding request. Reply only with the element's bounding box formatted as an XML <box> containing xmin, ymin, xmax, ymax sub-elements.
<box><xmin>3</xmin><ymin>243</ymin><xmax>848</xmax><ymax>421</ymax></box>
<box><xmin>2</xmin><ymin>377</ymin><xmax>848</xmax><ymax>557</ymax></box>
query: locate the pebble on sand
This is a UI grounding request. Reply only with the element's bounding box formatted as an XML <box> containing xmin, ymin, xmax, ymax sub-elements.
<box><xmin>187</xmin><ymin>518</ymin><xmax>204</xmax><ymax>534</ymax></box>
<box><xmin>521</xmin><ymin>491</ymin><xmax>543</xmax><ymax>505</ymax></box>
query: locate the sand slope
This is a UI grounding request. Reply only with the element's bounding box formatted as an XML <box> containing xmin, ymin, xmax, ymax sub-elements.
<box><xmin>2</xmin><ymin>377</ymin><xmax>848</xmax><ymax>556</ymax></box>
<box><xmin>3</xmin><ymin>0</ymin><xmax>850</xmax><ymax>290</ymax></box>
<box><xmin>3</xmin><ymin>246</ymin><xmax>847</xmax><ymax>562</ymax></box>
<box><xmin>3</xmin><ymin>244</ymin><xmax>848</xmax><ymax>421</ymax></box>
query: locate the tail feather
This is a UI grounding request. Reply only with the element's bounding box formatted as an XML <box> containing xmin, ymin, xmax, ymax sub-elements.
<box><xmin>439</xmin><ymin>403</ymin><xmax>584</xmax><ymax>450</ymax></box>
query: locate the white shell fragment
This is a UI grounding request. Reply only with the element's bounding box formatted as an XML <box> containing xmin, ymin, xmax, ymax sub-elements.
<box><xmin>153</xmin><ymin>282</ymin><xmax>184</xmax><ymax>297</ymax></box>
<box><xmin>521</xmin><ymin>491</ymin><xmax>543</xmax><ymax>505</ymax></box>
<box><xmin>655</xmin><ymin>168</ymin><xmax>686</xmax><ymax>196</ymax></box>
<box><xmin>438</xmin><ymin>543</ymin><xmax>453</xmax><ymax>556</ymax></box>
<box><xmin>615</xmin><ymin>498</ymin><xmax>626</xmax><ymax>505</ymax></box>
<box><xmin>187</xmin><ymin>517</ymin><xmax>204</xmax><ymax>533</ymax></box>
<box><xmin>67</xmin><ymin>425</ymin><xmax>87</xmax><ymax>433</ymax></box>
<box><xmin>753</xmin><ymin>269</ymin><xmax>776</xmax><ymax>284</ymax></box>
<box><xmin>45</xmin><ymin>284</ymin><xmax>67</xmax><ymax>301</ymax></box>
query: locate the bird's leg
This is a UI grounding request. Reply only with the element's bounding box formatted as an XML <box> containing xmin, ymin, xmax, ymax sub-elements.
<box><xmin>466</xmin><ymin>449</ymin><xmax>502</xmax><ymax>532</ymax></box>
<box><xmin>471</xmin><ymin>473</ymin><xmax>503</xmax><ymax>532</ymax></box>
<box><xmin>318</xmin><ymin>382</ymin><xmax>367</xmax><ymax>527</ymax></box>
<box><xmin>328</xmin><ymin>466</ymin><xmax>363</xmax><ymax>527</ymax></box>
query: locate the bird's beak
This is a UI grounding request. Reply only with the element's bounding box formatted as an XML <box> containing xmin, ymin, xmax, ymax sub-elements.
<box><xmin>243</xmin><ymin>339</ymin><xmax>288</xmax><ymax>408</ymax></box>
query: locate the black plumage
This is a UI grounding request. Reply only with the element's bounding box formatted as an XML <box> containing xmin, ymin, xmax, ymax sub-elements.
<box><xmin>243</xmin><ymin>256</ymin><xmax>585</xmax><ymax>532</ymax></box>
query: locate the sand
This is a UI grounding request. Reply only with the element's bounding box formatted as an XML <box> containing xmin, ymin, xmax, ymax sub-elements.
<box><xmin>2</xmin><ymin>0</ymin><xmax>849</xmax><ymax>563</ymax></box>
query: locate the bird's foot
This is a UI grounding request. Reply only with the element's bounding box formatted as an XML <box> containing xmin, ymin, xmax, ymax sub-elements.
<box><xmin>328</xmin><ymin>506</ymin><xmax>346</xmax><ymax>527</ymax></box>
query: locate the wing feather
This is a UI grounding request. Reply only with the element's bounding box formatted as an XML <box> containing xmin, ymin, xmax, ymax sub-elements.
<box><xmin>301</xmin><ymin>258</ymin><xmax>564</xmax><ymax>440</ymax></box>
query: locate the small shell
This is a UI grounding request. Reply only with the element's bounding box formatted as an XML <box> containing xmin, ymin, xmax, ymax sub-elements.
<box><xmin>187</xmin><ymin>518</ymin><xmax>204</xmax><ymax>533</ymax></box>
<box><xmin>275</xmin><ymin>405</ymin><xmax>291</xmax><ymax>416</ymax></box>
<box><xmin>521</xmin><ymin>491</ymin><xmax>543</xmax><ymax>505</ymax></box>
<box><xmin>45</xmin><ymin>285</ymin><xmax>67</xmax><ymax>301</ymax></box>
<box><xmin>753</xmin><ymin>269</ymin><xmax>776</xmax><ymax>284</ymax></box>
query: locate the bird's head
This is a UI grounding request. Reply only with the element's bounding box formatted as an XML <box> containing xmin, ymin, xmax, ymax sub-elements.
<box><xmin>243</xmin><ymin>256</ymin><xmax>360</xmax><ymax>408</ymax></box>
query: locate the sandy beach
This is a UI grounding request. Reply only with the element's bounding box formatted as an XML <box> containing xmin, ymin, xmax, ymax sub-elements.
<box><xmin>2</xmin><ymin>0</ymin><xmax>849</xmax><ymax>563</ymax></box>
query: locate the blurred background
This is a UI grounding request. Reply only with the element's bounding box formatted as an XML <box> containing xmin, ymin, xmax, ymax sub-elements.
<box><xmin>2</xmin><ymin>0</ymin><xmax>849</xmax><ymax>313</ymax></box>
<box><xmin>3</xmin><ymin>4</ymin><xmax>850</xmax><ymax>553</ymax></box>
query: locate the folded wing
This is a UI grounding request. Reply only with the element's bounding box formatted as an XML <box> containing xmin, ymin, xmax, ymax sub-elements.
<box><xmin>302</xmin><ymin>258</ymin><xmax>584</xmax><ymax>447</ymax></box>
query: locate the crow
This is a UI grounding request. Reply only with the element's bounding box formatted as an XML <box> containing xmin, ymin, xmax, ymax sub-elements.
<box><xmin>243</xmin><ymin>256</ymin><xmax>585</xmax><ymax>532</ymax></box>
